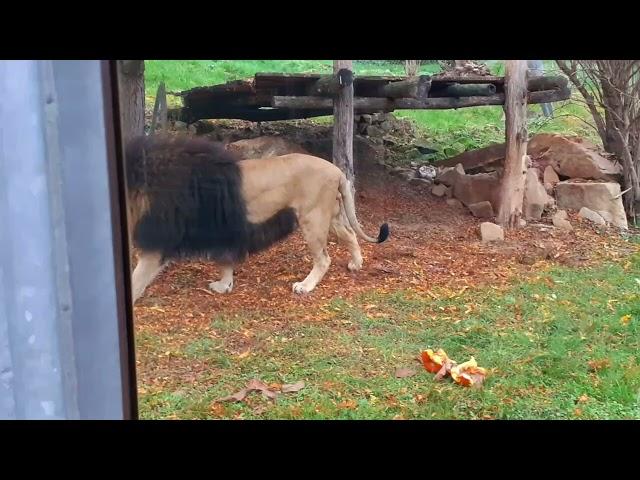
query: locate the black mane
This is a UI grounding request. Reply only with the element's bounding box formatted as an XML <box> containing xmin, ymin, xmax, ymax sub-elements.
<box><xmin>125</xmin><ymin>134</ymin><xmax>298</xmax><ymax>263</ymax></box>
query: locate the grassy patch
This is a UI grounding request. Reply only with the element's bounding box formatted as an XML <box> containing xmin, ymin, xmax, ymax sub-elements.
<box><xmin>138</xmin><ymin>252</ymin><xmax>640</xmax><ymax>419</ymax></box>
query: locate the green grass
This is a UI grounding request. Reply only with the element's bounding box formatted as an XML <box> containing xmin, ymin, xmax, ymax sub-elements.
<box><xmin>138</xmin><ymin>252</ymin><xmax>640</xmax><ymax>419</ymax></box>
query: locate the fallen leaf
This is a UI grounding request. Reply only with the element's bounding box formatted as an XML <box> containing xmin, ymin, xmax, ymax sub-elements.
<box><xmin>337</xmin><ymin>399</ymin><xmax>357</xmax><ymax>410</ymax></box>
<box><xmin>577</xmin><ymin>394</ymin><xmax>589</xmax><ymax>404</ymax></box>
<box><xmin>395</xmin><ymin>367</ymin><xmax>417</xmax><ymax>378</ymax></box>
<box><xmin>574</xmin><ymin>408</ymin><xmax>583</xmax><ymax>417</ymax></box>
<box><xmin>217</xmin><ymin>379</ymin><xmax>279</xmax><ymax>403</ymax></box>
<box><xmin>209</xmin><ymin>403</ymin><xmax>226</xmax><ymax>416</ymax></box>
<box><xmin>282</xmin><ymin>381</ymin><xmax>305</xmax><ymax>393</ymax></box>
<box><xmin>620</xmin><ymin>314</ymin><xmax>632</xmax><ymax>326</ymax></box>
<box><xmin>587</xmin><ymin>358</ymin><xmax>611</xmax><ymax>372</ymax></box>
<box><xmin>450</xmin><ymin>357</ymin><xmax>488</xmax><ymax>388</ymax></box>
<box><xmin>421</xmin><ymin>349</ymin><xmax>450</xmax><ymax>374</ymax></box>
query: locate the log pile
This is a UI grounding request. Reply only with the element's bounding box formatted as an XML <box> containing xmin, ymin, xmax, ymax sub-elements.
<box><xmin>168</xmin><ymin>72</ymin><xmax>571</xmax><ymax>123</ymax></box>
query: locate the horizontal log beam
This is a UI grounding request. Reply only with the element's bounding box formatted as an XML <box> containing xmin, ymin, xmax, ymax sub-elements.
<box><xmin>377</xmin><ymin>75</ymin><xmax>431</xmax><ymax>99</ymax></box>
<box><xmin>436</xmin><ymin>83</ymin><xmax>497</xmax><ymax>97</ymax></box>
<box><xmin>272</xmin><ymin>96</ymin><xmax>394</xmax><ymax>111</ymax></box>
<box><xmin>526</xmin><ymin>75</ymin><xmax>569</xmax><ymax>92</ymax></box>
<box><xmin>171</xmin><ymin>87</ymin><xmax>571</xmax><ymax>122</ymax></box>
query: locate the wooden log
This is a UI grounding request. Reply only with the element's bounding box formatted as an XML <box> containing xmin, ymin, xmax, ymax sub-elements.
<box><xmin>394</xmin><ymin>87</ymin><xmax>571</xmax><ymax>109</ymax></box>
<box><xmin>307</xmin><ymin>75</ymin><xmax>340</xmax><ymax>96</ymax></box>
<box><xmin>306</xmin><ymin>69</ymin><xmax>354</xmax><ymax>96</ymax></box>
<box><xmin>272</xmin><ymin>96</ymin><xmax>394</xmax><ymax>111</ymax></box>
<box><xmin>178</xmin><ymin>80</ymin><xmax>255</xmax><ymax>98</ymax></box>
<box><xmin>377</xmin><ymin>75</ymin><xmax>431</xmax><ymax>99</ymax></box>
<box><xmin>497</xmin><ymin>60</ymin><xmax>529</xmax><ymax>229</ymax></box>
<box><xmin>526</xmin><ymin>75</ymin><xmax>569</xmax><ymax>92</ymax></box>
<box><xmin>179</xmin><ymin>87</ymin><xmax>570</xmax><ymax>123</ymax></box>
<box><xmin>272</xmin><ymin>88</ymin><xmax>569</xmax><ymax>112</ymax></box>
<box><xmin>333</xmin><ymin>60</ymin><xmax>355</xmax><ymax>190</ymax></box>
<box><xmin>180</xmin><ymin>106</ymin><xmax>335</xmax><ymax>122</ymax></box>
<box><xmin>430</xmin><ymin>74</ymin><xmax>504</xmax><ymax>84</ymax></box>
<box><xmin>437</xmin><ymin>83</ymin><xmax>497</xmax><ymax>97</ymax></box>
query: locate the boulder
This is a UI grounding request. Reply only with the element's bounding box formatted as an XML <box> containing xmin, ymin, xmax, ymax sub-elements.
<box><xmin>543</xmin><ymin>165</ymin><xmax>560</xmax><ymax>185</ymax></box>
<box><xmin>553</xmin><ymin>209</ymin><xmax>568</xmax><ymax>221</ymax></box>
<box><xmin>468</xmin><ymin>201</ymin><xmax>494</xmax><ymax>218</ymax></box>
<box><xmin>446</xmin><ymin>198</ymin><xmax>464</xmax><ymax>208</ymax></box>
<box><xmin>578</xmin><ymin>207</ymin><xmax>606</xmax><ymax>226</ymax></box>
<box><xmin>597</xmin><ymin>210</ymin><xmax>614</xmax><ymax>224</ymax></box>
<box><xmin>436</xmin><ymin>163</ymin><xmax>465</xmax><ymax>186</ymax></box>
<box><xmin>437</xmin><ymin>142</ymin><xmax>506</xmax><ymax>172</ymax></box>
<box><xmin>366</xmin><ymin>125</ymin><xmax>384</xmax><ymax>137</ymax></box>
<box><xmin>431</xmin><ymin>184</ymin><xmax>449</xmax><ymax>197</ymax></box>
<box><xmin>480</xmin><ymin>222</ymin><xmax>504</xmax><ymax>242</ymax></box>
<box><xmin>528</xmin><ymin>133</ymin><xmax>622</xmax><ymax>180</ymax></box>
<box><xmin>555</xmin><ymin>181</ymin><xmax>628</xmax><ymax>229</ymax></box>
<box><xmin>523</xmin><ymin>168</ymin><xmax>553</xmax><ymax>220</ymax></box>
<box><xmin>452</xmin><ymin>171</ymin><xmax>501</xmax><ymax>209</ymax></box>
<box><xmin>552</xmin><ymin>210</ymin><xmax>572</xmax><ymax>231</ymax></box>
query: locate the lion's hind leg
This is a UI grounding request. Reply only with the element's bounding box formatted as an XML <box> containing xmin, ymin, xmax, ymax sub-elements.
<box><xmin>330</xmin><ymin>202</ymin><xmax>364</xmax><ymax>271</ymax></box>
<box><xmin>292</xmin><ymin>208</ymin><xmax>332</xmax><ymax>295</ymax></box>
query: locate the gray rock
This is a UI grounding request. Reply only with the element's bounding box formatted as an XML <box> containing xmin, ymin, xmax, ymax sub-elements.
<box><xmin>543</xmin><ymin>165</ymin><xmax>560</xmax><ymax>185</ymax></box>
<box><xmin>431</xmin><ymin>184</ymin><xmax>449</xmax><ymax>197</ymax></box>
<box><xmin>379</xmin><ymin>120</ymin><xmax>394</xmax><ymax>132</ymax></box>
<box><xmin>578</xmin><ymin>207</ymin><xmax>606</xmax><ymax>226</ymax></box>
<box><xmin>597</xmin><ymin>210</ymin><xmax>614</xmax><ymax>224</ymax></box>
<box><xmin>366</xmin><ymin>125</ymin><xmax>384</xmax><ymax>137</ymax></box>
<box><xmin>468</xmin><ymin>201</ymin><xmax>495</xmax><ymax>218</ymax></box>
<box><xmin>480</xmin><ymin>222</ymin><xmax>504</xmax><ymax>242</ymax></box>
<box><xmin>552</xmin><ymin>211</ymin><xmax>572</xmax><ymax>230</ymax></box>
<box><xmin>553</xmin><ymin>210</ymin><xmax>568</xmax><ymax>221</ymax></box>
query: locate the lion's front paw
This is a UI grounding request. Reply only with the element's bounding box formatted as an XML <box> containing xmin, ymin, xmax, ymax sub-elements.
<box><xmin>209</xmin><ymin>280</ymin><xmax>233</xmax><ymax>294</ymax></box>
<box><xmin>347</xmin><ymin>259</ymin><xmax>363</xmax><ymax>271</ymax></box>
<box><xmin>292</xmin><ymin>282</ymin><xmax>310</xmax><ymax>294</ymax></box>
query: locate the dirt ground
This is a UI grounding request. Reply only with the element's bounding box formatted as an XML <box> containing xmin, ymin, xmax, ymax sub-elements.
<box><xmin>133</xmin><ymin>133</ymin><xmax>637</xmax><ymax>394</ymax></box>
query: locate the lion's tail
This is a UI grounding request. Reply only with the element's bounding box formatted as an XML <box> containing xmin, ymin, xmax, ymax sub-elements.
<box><xmin>338</xmin><ymin>176</ymin><xmax>389</xmax><ymax>244</ymax></box>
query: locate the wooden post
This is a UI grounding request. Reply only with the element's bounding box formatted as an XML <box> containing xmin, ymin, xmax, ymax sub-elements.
<box><xmin>497</xmin><ymin>60</ymin><xmax>529</xmax><ymax>228</ymax></box>
<box><xmin>117</xmin><ymin>60</ymin><xmax>145</xmax><ymax>145</ymax></box>
<box><xmin>150</xmin><ymin>81</ymin><xmax>167</xmax><ymax>134</ymax></box>
<box><xmin>332</xmin><ymin>60</ymin><xmax>355</xmax><ymax>193</ymax></box>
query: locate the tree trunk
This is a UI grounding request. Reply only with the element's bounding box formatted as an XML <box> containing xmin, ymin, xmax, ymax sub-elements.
<box><xmin>332</xmin><ymin>61</ymin><xmax>355</xmax><ymax>193</ymax></box>
<box><xmin>117</xmin><ymin>60</ymin><xmax>145</xmax><ymax>146</ymax></box>
<box><xmin>497</xmin><ymin>60</ymin><xmax>529</xmax><ymax>228</ymax></box>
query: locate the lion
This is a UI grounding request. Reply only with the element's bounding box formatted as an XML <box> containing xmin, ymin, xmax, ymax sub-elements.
<box><xmin>225</xmin><ymin>136</ymin><xmax>310</xmax><ymax>159</ymax></box>
<box><xmin>125</xmin><ymin>135</ymin><xmax>389</xmax><ymax>304</ymax></box>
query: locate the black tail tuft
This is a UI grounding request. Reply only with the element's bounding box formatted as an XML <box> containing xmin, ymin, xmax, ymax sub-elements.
<box><xmin>377</xmin><ymin>223</ymin><xmax>390</xmax><ymax>243</ymax></box>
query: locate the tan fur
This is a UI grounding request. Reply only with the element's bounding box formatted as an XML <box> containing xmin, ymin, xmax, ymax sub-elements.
<box><xmin>226</xmin><ymin>136</ymin><xmax>310</xmax><ymax>159</ymax></box>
